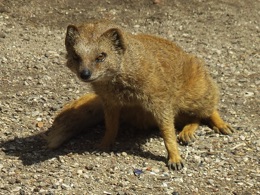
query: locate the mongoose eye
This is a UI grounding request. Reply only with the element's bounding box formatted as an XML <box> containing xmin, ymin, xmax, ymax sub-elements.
<box><xmin>96</xmin><ymin>52</ymin><xmax>107</xmax><ymax>62</ymax></box>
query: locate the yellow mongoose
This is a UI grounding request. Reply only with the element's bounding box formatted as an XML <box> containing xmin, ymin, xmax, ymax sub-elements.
<box><xmin>46</xmin><ymin>20</ymin><xmax>234</xmax><ymax>170</ymax></box>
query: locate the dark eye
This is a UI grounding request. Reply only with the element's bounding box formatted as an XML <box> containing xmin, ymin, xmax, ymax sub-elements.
<box><xmin>96</xmin><ymin>52</ymin><xmax>107</xmax><ymax>62</ymax></box>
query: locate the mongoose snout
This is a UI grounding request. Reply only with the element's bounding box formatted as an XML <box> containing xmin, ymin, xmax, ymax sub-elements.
<box><xmin>80</xmin><ymin>69</ymin><xmax>92</xmax><ymax>81</ymax></box>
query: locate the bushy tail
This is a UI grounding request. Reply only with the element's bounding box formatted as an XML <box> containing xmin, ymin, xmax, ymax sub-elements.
<box><xmin>45</xmin><ymin>93</ymin><xmax>104</xmax><ymax>149</ymax></box>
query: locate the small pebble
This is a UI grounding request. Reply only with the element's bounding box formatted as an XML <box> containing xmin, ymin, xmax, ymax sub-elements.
<box><xmin>36</xmin><ymin>122</ymin><xmax>44</xmax><ymax>128</ymax></box>
<box><xmin>0</xmin><ymin>32</ymin><xmax>6</xmax><ymax>38</ymax></box>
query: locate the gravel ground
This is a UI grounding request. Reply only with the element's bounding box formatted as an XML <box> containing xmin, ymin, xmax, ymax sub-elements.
<box><xmin>0</xmin><ymin>0</ymin><xmax>259</xmax><ymax>194</ymax></box>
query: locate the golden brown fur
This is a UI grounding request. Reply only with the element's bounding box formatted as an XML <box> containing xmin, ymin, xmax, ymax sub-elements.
<box><xmin>46</xmin><ymin>20</ymin><xmax>234</xmax><ymax>170</ymax></box>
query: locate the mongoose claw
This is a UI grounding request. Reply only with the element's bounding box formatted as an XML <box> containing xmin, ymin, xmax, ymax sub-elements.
<box><xmin>168</xmin><ymin>160</ymin><xmax>184</xmax><ymax>171</ymax></box>
<box><xmin>178</xmin><ymin>131</ymin><xmax>197</xmax><ymax>145</ymax></box>
<box><xmin>213</xmin><ymin>124</ymin><xmax>235</xmax><ymax>135</ymax></box>
<box><xmin>226</xmin><ymin>124</ymin><xmax>236</xmax><ymax>133</ymax></box>
<box><xmin>167</xmin><ymin>156</ymin><xmax>184</xmax><ymax>171</ymax></box>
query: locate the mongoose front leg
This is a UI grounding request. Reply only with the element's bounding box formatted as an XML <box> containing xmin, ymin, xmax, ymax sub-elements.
<box><xmin>209</xmin><ymin>110</ymin><xmax>235</xmax><ymax>135</ymax></box>
<box><xmin>158</xmin><ymin>118</ymin><xmax>184</xmax><ymax>171</ymax></box>
<box><xmin>98</xmin><ymin>106</ymin><xmax>120</xmax><ymax>150</ymax></box>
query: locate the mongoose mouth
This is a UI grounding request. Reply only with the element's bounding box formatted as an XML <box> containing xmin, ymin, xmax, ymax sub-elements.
<box><xmin>79</xmin><ymin>76</ymin><xmax>100</xmax><ymax>83</ymax></box>
<box><xmin>78</xmin><ymin>69</ymin><xmax>100</xmax><ymax>83</ymax></box>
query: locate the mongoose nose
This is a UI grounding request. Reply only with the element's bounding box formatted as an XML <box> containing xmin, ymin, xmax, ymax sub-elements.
<box><xmin>80</xmin><ymin>69</ymin><xmax>91</xmax><ymax>80</ymax></box>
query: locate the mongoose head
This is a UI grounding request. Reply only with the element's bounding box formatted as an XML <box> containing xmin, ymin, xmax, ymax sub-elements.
<box><xmin>65</xmin><ymin>22</ymin><xmax>126</xmax><ymax>83</ymax></box>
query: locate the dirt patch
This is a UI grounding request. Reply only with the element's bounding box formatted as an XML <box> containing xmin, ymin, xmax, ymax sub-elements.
<box><xmin>0</xmin><ymin>0</ymin><xmax>259</xmax><ymax>194</ymax></box>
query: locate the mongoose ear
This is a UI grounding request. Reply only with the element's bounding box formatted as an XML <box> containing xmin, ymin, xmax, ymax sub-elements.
<box><xmin>101</xmin><ymin>28</ymin><xmax>126</xmax><ymax>53</ymax></box>
<box><xmin>65</xmin><ymin>25</ymin><xmax>79</xmax><ymax>46</ymax></box>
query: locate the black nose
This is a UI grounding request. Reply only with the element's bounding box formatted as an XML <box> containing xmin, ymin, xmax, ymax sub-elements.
<box><xmin>80</xmin><ymin>69</ymin><xmax>91</xmax><ymax>80</ymax></box>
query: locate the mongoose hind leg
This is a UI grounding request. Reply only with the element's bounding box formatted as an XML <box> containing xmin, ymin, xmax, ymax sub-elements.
<box><xmin>207</xmin><ymin>110</ymin><xmax>235</xmax><ymax>135</ymax></box>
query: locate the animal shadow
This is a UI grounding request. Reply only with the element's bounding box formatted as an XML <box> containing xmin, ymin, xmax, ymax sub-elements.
<box><xmin>0</xmin><ymin>124</ymin><xmax>165</xmax><ymax>166</ymax></box>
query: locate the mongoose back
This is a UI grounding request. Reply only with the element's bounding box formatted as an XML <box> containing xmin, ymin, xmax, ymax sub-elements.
<box><xmin>64</xmin><ymin>20</ymin><xmax>234</xmax><ymax>170</ymax></box>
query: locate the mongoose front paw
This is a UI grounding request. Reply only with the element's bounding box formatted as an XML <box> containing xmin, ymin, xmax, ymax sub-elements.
<box><xmin>213</xmin><ymin>123</ymin><xmax>235</xmax><ymax>135</ymax></box>
<box><xmin>167</xmin><ymin>156</ymin><xmax>184</xmax><ymax>171</ymax></box>
<box><xmin>178</xmin><ymin>131</ymin><xmax>197</xmax><ymax>145</ymax></box>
